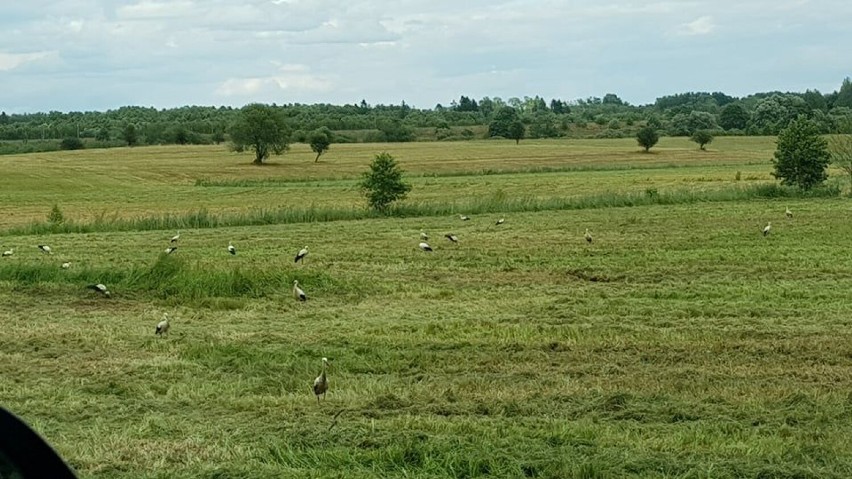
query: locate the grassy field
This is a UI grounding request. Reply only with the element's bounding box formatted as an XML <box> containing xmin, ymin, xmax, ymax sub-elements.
<box><xmin>2</xmin><ymin>137</ymin><xmax>852</xmax><ymax>478</ymax></box>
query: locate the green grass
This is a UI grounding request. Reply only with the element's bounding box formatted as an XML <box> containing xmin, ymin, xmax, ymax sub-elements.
<box><xmin>2</xmin><ymin>137</ymin><xmax>852</xmax><ymax>478</ymax></box>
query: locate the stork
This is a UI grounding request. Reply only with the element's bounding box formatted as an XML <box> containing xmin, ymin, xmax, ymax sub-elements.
<box><xmin>165</xmin><ymin>246</ymin><xmax>178</xmax><ymax>255</ymax></box>
<box><xmin>785</xmin><ymin>207</ymin><xmax>792</xmax><ymax>219</ymax></box>
<box><xmin>763</xmin><ymin>222</ymin><xmax>771</xmax><ymax>236</ymax></box>
<box><xmin>38</xmin><ymin>245</ymin><xmax>52</xmax><ymax>254</ymax></box>
<box><xmin>459</xmin><ymin>214</ymin><xmax>470</xmax><ymax>221</ymax></box>
<box><xmin>2</xmin><ymin>248</ymin><xmax>12</xmax><ymax>257</ymax></box>
<box><xmin>584</xmin><ymin>228</ymin><xmax>593</xmax><ymax>244</ymax></box>
<box><xmin>419</xmin><ymin>242</ymin><xmax>433</xmax><ymax>252</ymax></box>
<box><xmin>61</xmin><ymin>262</ymin><xmax>71</xmax><ymax>269</ymax></box>
<box><xmin>228</xmin><ymin>242</ymin><xmax>236</xmax><ymax>255</ymax></box>
<box><xmin>170</xmin><ymin>231</ymin><xmax>180</xmax><ymax>243</ymax></box>
<box><xmin>420</xmin><ymin>232</ymin><xmax>429</xmax><ymax>241</ymax></box>
<box><xmin>445</xmin><ymin>234</ymin><xmax>459</xmax><ymax>243</ymax></box>
<box><xmin>293</xmin><ymin>280</ymin><xmax>307</xmax><ymax>301</ymax></box>
<box><xmin>155</xmin><ymin>313</ymin><xmax>170</xmax><ymax>336</ymax></box>
<box><xmin>496</xmin><ymin>218</ymin><xmax>505</xmax><ymax>225</ymax></box>
<box><xmin>312</xmin><ymin>357</ymin><xmax>329</xmax><ymax>403</ymax></box>
<box><xmin>294</xmin><ymin>246</ymin><xmax>309</xmax><ymax>263</ymax></box>
<box><xmin>86</xmin><ymin>283</ymin><xmax>111</xmax><ymax>298</ymax></box>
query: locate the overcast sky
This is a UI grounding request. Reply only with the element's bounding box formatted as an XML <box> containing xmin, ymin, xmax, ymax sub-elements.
<box><xmin>1</xmin><ymin>0</ymin><xmax>850</xmax><ymax>113</ymax></box>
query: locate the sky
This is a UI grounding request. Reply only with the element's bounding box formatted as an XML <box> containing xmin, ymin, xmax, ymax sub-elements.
<box><xmin>1</xmin><ymin>0</ymin><xmax>851</xmax><ymax>113</ymax></box>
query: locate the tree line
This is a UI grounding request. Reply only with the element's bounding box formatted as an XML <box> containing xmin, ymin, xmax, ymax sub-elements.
<box><xmin>1</xmin><ymin>78</ymin><xmax>851</xmax><ymax>154</ymax></box>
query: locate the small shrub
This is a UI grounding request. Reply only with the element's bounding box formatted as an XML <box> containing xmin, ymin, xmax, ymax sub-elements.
<box><xmin>47</xmin><ymin>204</ymin><xmax>65</xmax><ymax>225</ymax></box>
<box><xmin>359</xmin><ymin>152</ymin><xmax>412</xmax><ymax>212</ymax></box>
<box><xmin>736</xmin><ymin>171</ymin><xmax>742</xmax><ymax>181</ymax></box>
<box><xmin>59</xmin><ymin>137</ymin><xmax>85</xmax><ymax>150</ymax></box>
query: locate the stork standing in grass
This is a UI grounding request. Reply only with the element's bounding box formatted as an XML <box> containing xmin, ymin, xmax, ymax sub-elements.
<box><xmin>420</xmin><ymin>232</ymin><xmax>429</xmax><ymax>241</ymax></box>
<box><xmin>312</xmin><ymin>357</ymin><xmax>329</xmax><ymax>403</ymax></box>
<box><xmin>445</xmin><ymin>234</ymin><xmax>459</xmax><ymax>244</ymax></box>
<box><xmin>38</xmin><ymin>245</ymin><xmax>52</xmax><ymax>254</ymax></box>
<box><xmin>228</xmin><ymin>242</ymin><xmax>236</xmax><ymax>255</ymax></box>
<box><xmin>294</xmin><ymin>246</ymin><xmax>309</xmax><ymax>263</ymax></box>
<box><xmin>61</xmin><ymin>262</ymin><xmax>71</xmax><ymax>269</ymax></box>
<box><xmin>2</xmin><ymin>248</ymin><xmax>12</xmax><ymax>257</ymax></box>
<box><xmin>87</xmin><ymin>283</ymin><xmax>111</xmax><ymax>298</ymax></box>
<box><xmin>763</xmin><ymin>222</ymin><xmax>772</xmax><ymax>236</ymax></box>
<box><xmin>785</xmin><ymin>207</ymin><xmax>793</xmax><ymax>219</ymax></box>
<box><xmin>584</xmin><ymin>228</ymin><xmax>593</xmax><ymax>244</ymax></box>
<box><xmin>170</xmin><ymin>231</ymin><xmax>180</xmax><ymax>243</ymax></box>
<box><xmin>496</xmin><ymin>218</ymin><xmax>505</xmax><ymax>226</ymax></box>
<box><xmin>419</xmin><ymin>242</ymin><xmax>433</xmax><ymax>252</ymax></box>
<box><xmin>155</xmin><ymin>313</ymin><xmax>170</xmax><ymax>336</ymax></box>
<box><xmin>293</xmin><ymin>280</ymin><xmax>307</xmax><ymax>301</ymax></box>
<box><xmin>165</xmin><ymin>246</ymin><xmax>178</xmax><ymax>255</ymax></box>
<box><xmin>459</xmin><ymin>214</ymin><xmax>470</xmax><ymax>221</ymax></box>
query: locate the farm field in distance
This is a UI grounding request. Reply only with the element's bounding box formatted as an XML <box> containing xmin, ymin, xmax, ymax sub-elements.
<box><xmin>2</xmin><ymin>136</ymin><xmax>852</xmax><ymax>478</ymax></box>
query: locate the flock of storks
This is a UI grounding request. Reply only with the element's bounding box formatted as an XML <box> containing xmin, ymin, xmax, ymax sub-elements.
<box><xmin>2</xmin><ymin>206</ymin><xmax>793</xmax><ymax>403</ymax></box>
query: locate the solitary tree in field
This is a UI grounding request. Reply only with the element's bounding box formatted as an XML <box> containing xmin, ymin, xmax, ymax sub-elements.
<box><xmin>488</xmin><ymin>106</ymin><xmax>521</xmax><ymax>139</ymax></box>
<box><xmin>508</xmin><ymin>120</ymin><xmax>526</xmax><ymax>144</ymax></box>
<box><xmin>636</xmin><ymin>126</ymin><xmax>659</xmax><ymax>152</ymax></box>
<box><xmin>830</xmin><ymin>134</ymin><xmax>852</xmax><ymax>191</ymax></box>
<box><xmin>359</xmin><ymin>152</ymin><xmax>411</xmax><ymax>212</ymax></box>
<box><xmin>309</xmin><ymin>127</ymin><xmax>332</xmax><ymax>162</ymax></box>
<box><xmin>691</xmin><ymin>130</ymin><xmax>714</xmax><ymax>150</ymax></box>
<box><xmin>122</xmin><ymin>123</ymin><xmax>138</xmax><ymax>146</ymax></box>
<box><xmin>228</xmin><ymin>103</ymin><xmax>291</xmax><ymax>165</ymax></box>
<box><xmin>772</xmin><ymin>117</ymin><xmax>830</xmax><ymax>190</ymax></box>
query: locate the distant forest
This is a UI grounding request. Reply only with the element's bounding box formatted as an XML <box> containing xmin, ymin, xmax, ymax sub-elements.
<box><xmin>1</xmin><ymin>77</ymin><xmax>851</xmax><ymax>155</ymax></box>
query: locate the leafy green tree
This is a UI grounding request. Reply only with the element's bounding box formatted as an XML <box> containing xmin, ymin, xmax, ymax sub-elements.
<box><xmin>359</xmin><ymin>152</ymin><xmax>411</xmax><ymax>212</ymax></box>
<box><xmin>829</xmin><ymin>134</ymin><xmax>852</xmax><ymax>191</ymax></box>
<box><xmin>691</xmin><ymin>130</ymin><xmax>714</xmax><ymax>150</ymax></box>
<box><xmin>95</xmin><ymin>126</ymin><xmax>111</xmax><ymax>141</ymax></box>
<box><xmin>211</xmin><ymin>130</ymin><xmax>225</xmax><ymax>144</ymax></box>
<box><xmin>508</xmin><ymin>120</ymin><xmax>525</xmax><ymax>144</ymax></box>
<box><xmin>528</xmin><ymin>112</ymin><xmax>560</xmax><ymax>139</ymax></box>
<box><xmin>636</xmin><ymin>126</ymin><xmax>659</xmax><ymax>152</ymax></box>
<box><xmin>228</xmin><ymin>103</ymin><xmax>291</xmax><ymax>165</ymax></box>
<box><xmin>488</xmin><ymin>106</ymin><xmax>520</xmax><ymax>138</ymax></box>
<box><xmin>719</xmin><ymin>103</ymin><xmax>749</xmax><ymax>130</ymax></box>
<box><xmin>309</xmin><ymin>127</ymin><xmax>332</xmax><ymax>162</ymax></box>
<box><xmin>836</xmin><ymin>77</ymin><xmax>852</xmax><ymax>108</ymax></box>
<box><xmin>772</xmin><ymin>117</ymin><xmax>830</xmax><ymax>190</ymax></box>
<box><xmin>122</xmin><ymin>123</ymin><xmax>138</xmax><ymax>146</ymax></box>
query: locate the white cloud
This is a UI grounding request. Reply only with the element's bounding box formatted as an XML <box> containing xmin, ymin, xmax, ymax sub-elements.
<box><xmin>215</xmin><ymin>64</ymin><xmax>333</xmax><ymax>98</ymax></box>
<box><xmin>0</xmin><ymin>51</ymin><xmax>54</xmax><ymax>71</ymax></box>
<box><xmin>677</xmin><ymin>15</ymin><xmax>716</xmax><ymax>35</ymax></box>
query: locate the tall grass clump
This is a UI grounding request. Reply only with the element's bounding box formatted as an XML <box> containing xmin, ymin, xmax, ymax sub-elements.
<box><xmin>2</xmin><ymin>183</ymin><xmax>840</xmax><ymax>238</ymax></box>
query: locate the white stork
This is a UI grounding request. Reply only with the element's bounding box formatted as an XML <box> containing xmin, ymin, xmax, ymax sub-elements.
<box><xmin>496</xmin><ymin>218</ymin><xmax>505</xmax><ymax>225</ymax></box>
<box><xmin>420</xmin><ymin>231</ymin><xmax>429</xmax><ymax>241</ymax></box>
<box><xmin>294</xmin><ymin>246</ymin><xmax>309</xmax><ymax>263</ymax></box>
<box><xmin>155</xmin><ymin>313</ymin><xmax>170</xmax><ymax>336</ymax></box>
<box><xmin>312</xmin><ymin>357</ymin><xmax>329</xmax><ymax>403</ymax></box>
<box><xmin>785</xmin><ymin>207</ymin><xmax>793</xmax><ymax>219</ymax></box>
<box><xmin>170</xmin><ymin>231</ymin><xmax>180</xmax><ymax>243</ymax></box>
<box><xmin>419</xmin><ymin>242</ymin><xmax>433</xmax><ymax>252</ymax></box>
<box><xmin>444</xmin><ymin>234</ymin><xmax>459</xmax><ymax>243</ymax></box>
<box><xmin>584</xmin><ymin>228</ymin><xmax>593</xmax><ymax>244</ymax></box>
<box><xmin>61</xmin><ymin>262</ymin><xmax>71</xmax><ymax>269</ymax></box>
<box><xmin>763</xmin><ymin>222</ymin><xmax>771</xmax><ymax>236</ymax></box>
<box><xmin>2</xmin><ymin>248</ymin><xmax>12</xmax><ymax>257</ymax></box>
<box><xmin>228</xmin><ymin>242</ymin><xmax>236</xmax><ymax>255</ymax></box>
<box><xmin>459</xmin><ymin>214</ymin><xmax>470</xmax><ymax>221</ymax></box>
<box><xmin>293</xmin><ymin>280</ymin><xmax>307</xmax><ymax>301</ymax></box>
<box><xmin>86</xmin><ymin>283</ymin><xmax>111</xmax><ymax>298</ymax></box>
<box><xmin>38</xmin><ymin>245</ymin><xmax>52</xmax><ymax>254</ymax></box>
<box><xmin>165</xmin><ymin>246</ymin><xmax>178</xmax><ymax>255</ymax></box>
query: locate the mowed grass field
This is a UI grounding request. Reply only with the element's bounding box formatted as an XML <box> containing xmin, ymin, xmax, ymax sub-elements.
<box><xmin>2</xmin><ymin>137</ymin><xmax>852</xmax><ymax>478</ymax></box>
